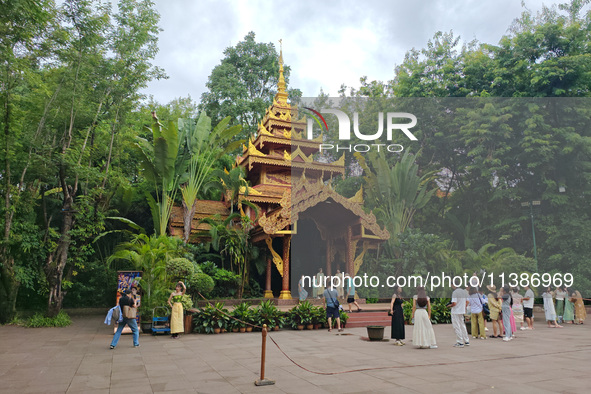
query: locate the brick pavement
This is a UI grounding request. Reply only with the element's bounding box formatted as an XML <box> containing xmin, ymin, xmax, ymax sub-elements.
<box><xmin>0</xmin><ymin>314</ymin><xmax>589</xmax><ymax>393</ymax></box>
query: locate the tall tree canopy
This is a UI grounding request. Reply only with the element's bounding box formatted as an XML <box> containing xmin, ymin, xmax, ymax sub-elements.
<box><xmin>200</xmin><ymin>32</ymin><xmax>302</xmax><ymax>140</ymax></box>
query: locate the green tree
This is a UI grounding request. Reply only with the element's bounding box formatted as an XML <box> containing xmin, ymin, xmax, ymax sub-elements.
<box><xmin>0</xmin><ymin>0</ymin><xmax>53</xmax><ymax>323</ymax></box>
<box><xmin>200</xmin><ymin>32</ymin><xmax>302</xmax><ymax>140</ymax></box>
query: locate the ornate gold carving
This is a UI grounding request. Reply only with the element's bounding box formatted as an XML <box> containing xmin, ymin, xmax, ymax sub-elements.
<box><xmin>265</xmin><ymin>238</ymin><xmax>283</xmax><ymax>276</ymax></box>
<box><xmin>353</xmin><ymin>241</ymin><xmax>371</xmax><ymax>276</ymax></box>
<box><xmin>246</xmin><ymin>139</ymin><xmax>266</xmax><ymax>157</ymax></box>
<box><xmin>259</xmin><ymin>122</ymin><xmax>273</xmax><ymax>136</ymax></box>
<box><xmin>283</xmin><ymin>128</ymin><xmax>291</xmax><ymax>139</ymax></box>
<box><xmin>283</xmin><ymin>150</ymin><xmax>291</xmax><ymax>162</ymax></box>
<box><xmin>239</xmin><ymin>186</ymin><xmax>263</xmax><ymax>195</ymax></box>
<box><xmin>349</xmin><ymin>186</ymin><xmax>363</xmax><ymax>204</ymax></box>
<box><xmin>291</xmin><ymin>146</ymin><xmax>313</xmax><ymax>163</ymax></box>
<box><xmin>334</xmin><ymin>153</ymin><xmax>345</xmax><ymax>166</ymax></box>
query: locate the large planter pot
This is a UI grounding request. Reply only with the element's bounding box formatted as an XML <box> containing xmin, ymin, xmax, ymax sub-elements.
<box><xmin>367</xmin><ymin>325</ymin><xmax>385</xmax><ymax>341</ymax></box>
<box><xmin>232</xmin><ymin>328</ymin><xmax>239</xmax><ymax>333</ymax></box>
<box><xmin>140</xmin><ymin>322</ymin><xmax>152</xmax><ymax>334</ymax></box>
<box><xmin>239</xmin><ymin>327</ymin><xmax>246</xmax><ymax>333</ymax></box>
<box><xmin>246</xmin><ymin>326</ymin><xmax>253</xmax><ymax>332</ymax></box>
<box><xmin>183</xmin><ymin>314</ymin><xmax>193</xmax><ymax>335</ymax></box>
<box><xmin>297</xmin><ymin>325</ymin><xmax>304</xmax><ymax>330</ymax></box>
<box><xmin>306</xmin><ymin>324</ymin><xmax>314</xmax><ymax>330</ymax></box>
<box><xmin>213</xmin><ymin>327</ymin><xmax>221</xmax><ymax>334</ymax></box>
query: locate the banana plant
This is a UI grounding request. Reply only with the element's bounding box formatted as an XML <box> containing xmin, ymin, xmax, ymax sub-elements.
<box><xmin>178</xmin><ymin>113</ymin><xmax>243</xmax><ymax>242</ymax></box>
<box><xmin>136</xmin><ymin>114</ymin><xmax>181</xmax><ymax>236</ymax></box>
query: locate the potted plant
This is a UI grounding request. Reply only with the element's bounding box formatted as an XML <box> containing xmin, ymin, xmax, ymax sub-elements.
<box><xmin>195</xmin><ymin>302</ymin><xmax>229</xmax><ymax>334</ymax></box>
<box><xmin>339</xmin><ymin>310</ymin><xmax>349</xmax><ymax>328</ymax></box>
<box><xmin>290</xmin><ymin>301</ymin><xmax>313</xmax><ymax>330</ymax></box>
<box><xmin>256</xmin><ymin>300</ymin><xmax>280</xmax><ymax>330</ymax></box>
<box><xmin>232</xmin><ymin>302</ymin><xmax>251</xmax><ymax>332</ymax></box>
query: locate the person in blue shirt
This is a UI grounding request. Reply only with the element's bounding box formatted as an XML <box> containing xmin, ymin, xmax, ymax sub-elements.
<box><xmin>345</xmin><ymin>273</ymin><xmax>361</xmax><ymax>313</ymax></box>
<box><xmin>323</xmin><ymin>285</ymin><xmax>343</xmax><ymax>332</ymax></box>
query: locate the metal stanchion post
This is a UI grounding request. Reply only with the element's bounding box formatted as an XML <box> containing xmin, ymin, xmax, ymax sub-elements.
<box><xmin>254</xmin><ymin>324</ymin><xmax>275</xmax><ymax>386</ymax></box>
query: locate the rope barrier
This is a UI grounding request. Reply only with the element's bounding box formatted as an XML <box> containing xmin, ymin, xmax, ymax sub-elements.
<box><xmin>194</xmin><ymin>293</ymin><xmax>590</xmax><ymax>377</ymax></box>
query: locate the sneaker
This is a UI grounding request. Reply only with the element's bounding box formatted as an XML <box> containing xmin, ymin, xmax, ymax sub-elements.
<box><xmin>429</xmin><ymin>345</ymin><xmax>438</xmax><ymax>349</ymax></box>
<box><xmin>503</xmin><ymin>337</ymin><xmax>510</xmax><ymax>342</ymax></box>
<box><xmin>485</xmin><ymin>327</ymin><xmax>489</xmax><ymax>331</ymax></box>
<box><xmin>520</xmin><ymin>327</ymin><xmax>527</xmax><ymax>330</ymax></box>
<box><xmin>464</xmin><ymin>342</ymin><xmax>470</xmax><ymax>346</ymax></box>
<box><xmin>472</xmin><ymin>336</ymin><xmax>477</xmax><ymax>339</ymax></box>
<box><xmin>134</xmin><ymin>344</ymin><xmax>140</xmax><ymax>347</ymax></box>
<box><xmin>109</xmin><ymin>345</ymin><xmax>115</xmax><ymax>349</ymax></box>
<box><xmin>453</xmin><ymin>343</ymin><xmax>464</xmax><ymax>348</ymax></box>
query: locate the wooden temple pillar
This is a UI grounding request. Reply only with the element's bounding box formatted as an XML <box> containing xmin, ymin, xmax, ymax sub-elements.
<box><xmin>346</xmin><ymin>226</ymin><xmax>354</xmax><ymax>276</ymax></box>
<box><xmin>326</xmin><ymin>238</ymin><xmax>332</xmax><ymax>276</ymax></box>
<box><xmin>279</xmin><ymin>235</ymin><xmax>292</xmax><ymax>299</ymax></box>
<box><xmin>264</xmin><ymin>253</ymin><xmax>273</xmax><ymax>298</ymax></box>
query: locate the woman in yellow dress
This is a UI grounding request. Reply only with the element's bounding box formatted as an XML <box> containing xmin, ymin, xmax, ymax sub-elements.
<box><xmin>573</xmin><ymin>289</ymin><xmax>587</xmax><ymax>324</ymax></box>
<box><xmin>168</xmin><ymin>281</ymin><xmax>186</xmax><ymax>338</ymax></box>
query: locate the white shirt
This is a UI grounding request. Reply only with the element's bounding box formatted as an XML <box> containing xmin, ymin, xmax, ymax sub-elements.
<box><xmin>451</xmin><ymin>288</ymin><xmax>468</xmax><ymax>314</ymax></box>
<box><xmin>523</xmin><ymin>289</ymin><xmax>534</xmax><ymax>308</ymax></box>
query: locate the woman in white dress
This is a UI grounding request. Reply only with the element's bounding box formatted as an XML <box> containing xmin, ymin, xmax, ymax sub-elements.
<box><xmin>542</xmin><ymin>287</ymin><xmax>562</xmax><ymax>328</ymax></box>
<box><xmin>511</xmin><ymin>287</ymin><xmax>525</xmax><ymax>330</ymax></box>
<box><xmin>412</xmin><ymin>286</ymin><xmax>437</xmax><ymax>349</ymax></box>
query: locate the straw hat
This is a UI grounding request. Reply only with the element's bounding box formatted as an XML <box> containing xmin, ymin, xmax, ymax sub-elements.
<box><xmin>486</xmin><ymin>284</ymin><xmax>497</xmax><ymax>292</ymax></box>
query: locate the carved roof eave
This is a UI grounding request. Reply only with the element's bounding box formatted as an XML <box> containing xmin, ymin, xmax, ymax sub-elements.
<box><xmin>254</xmin><ymin>134</ymin><xmax>325</xmax><ymax>150</ymax></box>
<box><xmin>238</xmin><ymin>155</ymin><xmax>345</xmax><ymax>174</ymax></box>
<box><xmin>291</xmin><ymin>182</ymin><xmax>389</xmax><ymax>240</ymax></box>
<box><xmin>239</xmin><ymin>195</ymin><xmax>283</xmax><ymax>205</ymax></box>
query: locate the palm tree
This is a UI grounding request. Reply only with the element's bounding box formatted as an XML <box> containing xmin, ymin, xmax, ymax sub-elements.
<box><xmin>107</xmin><ymin>234</ymin><xmax>184</xmax><ymax>310</ymax></box>
<box><xmin>207</xmin><ymin>166</ymin><xmax>250</xmax><ymax>215</ymax></box>
<box><xmin>357</xmin><ymin>149</ymin><xmax>437</xmax><ymax>242</ymax></box>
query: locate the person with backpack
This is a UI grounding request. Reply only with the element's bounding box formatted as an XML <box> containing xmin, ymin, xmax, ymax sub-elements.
<box><xmin>109</xmin><ymin>288</ymin><xmax>139</xmax><ymax>349</ymax></box>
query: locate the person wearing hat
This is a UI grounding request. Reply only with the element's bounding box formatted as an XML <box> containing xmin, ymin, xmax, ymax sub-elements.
<box><xmin>487</xmin><ymin>284</ymin><xmax>503</xmax><ymax>338</ymax></box>
<box><xmin>110</xmin><ymin>288</ymin><xmax>139</xmax><ymax>349</ymax></box>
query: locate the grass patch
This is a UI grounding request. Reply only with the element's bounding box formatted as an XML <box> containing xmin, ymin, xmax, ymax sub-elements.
<box><xmin>26</xmin><ymin>310</ymin><xmax>72</xmax><ymax>328</ymax></box>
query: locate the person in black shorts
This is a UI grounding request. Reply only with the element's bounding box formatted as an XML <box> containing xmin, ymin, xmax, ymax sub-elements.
<box><xmin>323</xmin><ymin>285</ymin><xmax>343</xmax><ymax>332</ymax></box>
<box><xmin>345</xmin><ymin>273</ymin><xmax>361</xmax><ymax>312</ymax></box>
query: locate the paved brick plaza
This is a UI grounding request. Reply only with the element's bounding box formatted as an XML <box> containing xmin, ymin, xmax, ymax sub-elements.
<box><xmin>0</xmin><ymin>314</ymin><xmax>589</xmax><ymax>393</ymax></box>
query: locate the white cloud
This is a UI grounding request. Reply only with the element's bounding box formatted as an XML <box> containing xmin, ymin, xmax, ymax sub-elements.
<box><xmin>143</xmin><ymin>0</ymin><xmax>561</xmax><ymax>103</ymax></box>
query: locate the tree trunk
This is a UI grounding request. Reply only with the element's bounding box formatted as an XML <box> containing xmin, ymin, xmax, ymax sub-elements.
<box><xmin>182</xmin><ymin>199</ymin><xmax>198</xmax><ymax>243</ymax></box>
<box><xmin>45</xmin><ymin>187</ymin><xmax>75</xmax><ymax>318</ymax></box>
<box><xmin>0</xmin><ymin>255</ymin><xmax>19</xmax><ymax>324</ymax></box>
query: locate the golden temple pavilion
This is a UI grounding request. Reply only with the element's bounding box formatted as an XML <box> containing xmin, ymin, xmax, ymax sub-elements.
<box><xmin>170</xmin><ymin>48</ymin><xmax>388</xmax><ymax>299</ymax></box>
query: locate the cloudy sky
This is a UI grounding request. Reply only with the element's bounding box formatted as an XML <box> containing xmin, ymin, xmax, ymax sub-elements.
<box><xmin>144</xmin><ymin>0</ymin><xmax>556</xmax><ymax>103</ymax></box>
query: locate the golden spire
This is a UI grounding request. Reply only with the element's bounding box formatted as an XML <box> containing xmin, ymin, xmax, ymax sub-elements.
<box><xmin>276</xmin><ymin>39</ymin><xmax>288</xmax><ymax>104</ymax></box>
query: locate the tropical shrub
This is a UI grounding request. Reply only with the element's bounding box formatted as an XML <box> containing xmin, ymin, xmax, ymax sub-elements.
<box><xmin>166</xmin><ymin>257</ymin><xmax>195</xmax><ymax>281</ymax></box>
<box><xmin>186</xmin><ymin>272</ymin><xmax>215</xmax><ymax>297</ymax></box>
<box><xmin>26</xmin><ymin>311</ymin><xmax>71</xmax><ymax>328</ymax></box>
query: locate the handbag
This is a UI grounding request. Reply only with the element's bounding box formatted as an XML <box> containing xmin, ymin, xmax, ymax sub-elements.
<box><xmin>123</xmin><ymin>305</ymin><xmax>137</xmax><ymax>319</ymax></box>
<box><xmin>479</xmin><ymin>295</ymin><xmax>490</xmax><ymax>317</ymax></box>
<box><xmin>328</xmin><ymin>291</ymin><xmax>339</xmax><ymax>309</ymax></box>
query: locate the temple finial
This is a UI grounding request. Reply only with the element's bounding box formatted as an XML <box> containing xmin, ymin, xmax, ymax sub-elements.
<box><xmin>276</xmin><ymin>39</ymin><xmax>287</xmax><ymax>102</ymax></box>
